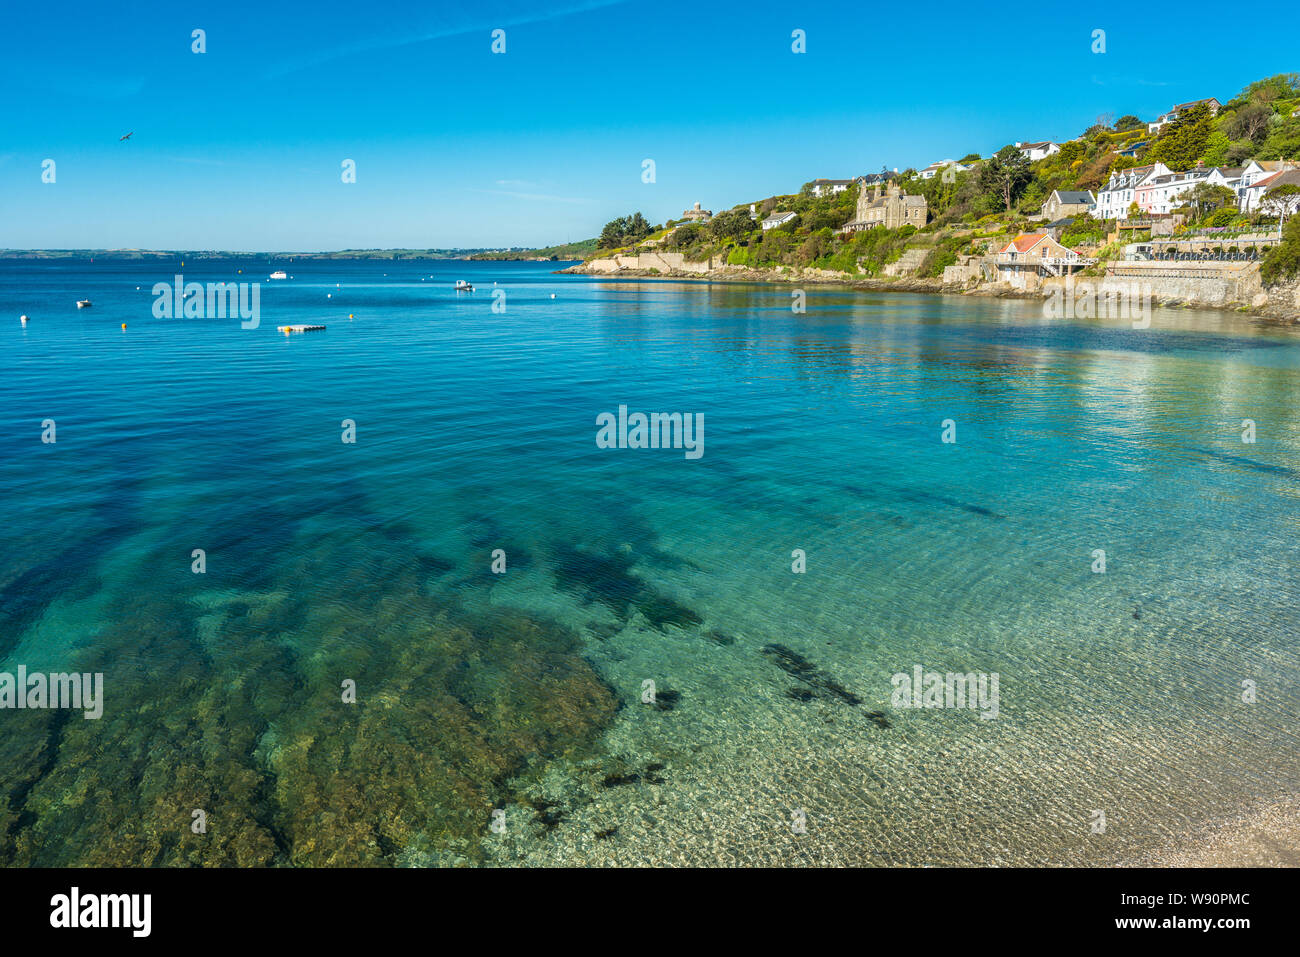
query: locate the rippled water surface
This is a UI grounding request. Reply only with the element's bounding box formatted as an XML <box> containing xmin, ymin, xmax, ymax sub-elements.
<box><xmin>1</xmin><ymin>258</ymin><xmax>1298</xmax><ymax>865</ymax></box>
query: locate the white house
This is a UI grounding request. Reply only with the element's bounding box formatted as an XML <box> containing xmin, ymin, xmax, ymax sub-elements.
<box><xmin>761</xmin><ymin>211</ymin><xmax>797</xmax><ymax>230</ymax></box>
<box><xmin>1095</xmin><ymin>162</ymin><xmax>1170</xmax><ymax>219</ymax></box>
<box><xmin>1016</xmin><ymin>141</ymin><xmax>1060</xmax><ymax>162</ymax></box>
<box><xmin>1135</xmin><ymin>165</ymin><xmax>1242</xmax><ymax>216</ymax></box>
<box><xmin>918</xmin><ymin>159</ymin><xmax>968</xmax><ymax>180</ymax></box>
<box><xmin>1147</xmin><ymin>97</ymin><xmax>1221</xmax><ymax>134</ymax></box>
<box><xmin>809</xmin><ymin>178</ymin><xmax>854</xmax><ymax>197</ymax></box>
<box><xmin>1238</xmin><ymin>160</ymin><xmax>1299</xmax><ymax>211</ymax></box>
<box><xmin>1241</xmin><ymin>168</ymin><xmax>1300</xmax><ymax>215</ymax></box>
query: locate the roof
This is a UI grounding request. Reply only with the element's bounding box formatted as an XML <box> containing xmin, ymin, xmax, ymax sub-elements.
<box><xmin>1257</xmin><ymin>170</ymin><xmax>1300</xmax><ymax>192</ymax></box>
<box><xmin>1005</xmin><ymin>233</ymin><xmax>1048</xmax><ymax>253</ymax></box>
<box><xmin>1052</xmin><ymin>190</ymin><xmax>1095</xmax><ymax>204</ymax></box>
<box><xmin>762</xmin><ymin>211</ymin><xmax>797</xmax><ymax>224</ymax></box>
<box><xmin>1172</xmin><ymin>98</ymin><xmax>1218</xmax><ymax>112</ymax></box>
<box><xmin>1019</xmin><ymin>141</ymin><xmax>1055</xmax><ymax>150</ymax></box>
<box><xmin>812</xmin><ymin>178</ymin><xmax>853</xmax><ymax>185</ymax></box>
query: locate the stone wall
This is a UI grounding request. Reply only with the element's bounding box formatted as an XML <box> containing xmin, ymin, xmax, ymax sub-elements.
<box><xmin>581</xmin><ymin>251</ymin><xmax>722</xmax><ymax>274</ymax></box>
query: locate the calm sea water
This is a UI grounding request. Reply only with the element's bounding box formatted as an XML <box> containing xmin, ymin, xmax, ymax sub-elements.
<box><xmin>1</xmin><ymin>257</ymin><xmax>1298</xmax><ymax>866</ymax></box>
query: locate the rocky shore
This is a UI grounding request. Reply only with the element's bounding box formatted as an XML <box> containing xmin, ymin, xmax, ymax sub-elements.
<box><xmin>560</xmin><ymin>259</ymin><xmax>1300</xmax><ymax>323</ymax></box>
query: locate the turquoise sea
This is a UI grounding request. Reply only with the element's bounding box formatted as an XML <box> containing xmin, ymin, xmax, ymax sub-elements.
<box><xmin>1</xmin><ymin>257</ymin><xmax>1298</xmax><ymax>866</ymax></box>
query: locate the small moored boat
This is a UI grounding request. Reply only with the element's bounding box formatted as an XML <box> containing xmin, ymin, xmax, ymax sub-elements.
<box><xmin>269</xmin><ymin>270</ymin><xmax>288</xmax><ymax>280</ymax></box>
<box><xmin>76</xmin><ymin>300</ymin><xmax>92</xmax><ymax>308</ymax></box>
<box><xmin>454</xmin><ymin>280</ymin><xmax>474</xmax><ymax>291</ymax></box>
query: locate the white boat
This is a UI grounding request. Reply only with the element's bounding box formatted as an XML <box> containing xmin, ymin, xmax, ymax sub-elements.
<box><xmin>269</xmin><ymin>270</ymin><xmax>288</xmax><ymax>280</ymax></box>
<box><xmin>454</xmin><ymin>280</ymin><xmax>474</xmax><ymax>291</ymax></box>
<box><xmin>76</xmin><ymin>300</ymin><xmax>92</xmax><ymax>308</ymax></box>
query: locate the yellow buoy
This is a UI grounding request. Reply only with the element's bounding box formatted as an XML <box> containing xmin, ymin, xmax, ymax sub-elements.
<box><xmin>121</xmin><ymin>323</ymin><xmax>127</xmax><ymax>330</ymax></box>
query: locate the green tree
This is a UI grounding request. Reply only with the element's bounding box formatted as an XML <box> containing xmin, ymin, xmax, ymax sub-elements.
<box><xmin>979</xmin><ymin>145</ymin><xmax>1033</xmax><ymax>213</ymax></box>
<box><xmin>1182</xmin><ymin>183</ymin><xmax>1236</xmax><ymax>221</ymax></box>
<box><xmin>598</xmin><ymin>212</ymin><xmax>652</xmax><ymax>249</ymax></box>
<box><xmin>708</xmin><ymin>207</ymin><xmax>756</xmax><ymax>242</ymax></box>
<box><xmin>1261</xmin><ymin>213</ymin><xmax>1300</xmax><ymax>284</ymax></box>
<box><xmin>1261</xmin><ymin>183</ymin><xmax>1300</xmax><ymax>225</ymax></box>
<box><xmin>1114</xmin><ymin>115</ymin><xmax>1145</xmax><ymax>132</ymax></box>
<box><xmin>1148</xmin><ymin>104</ymin><xmax>1213</xmax><ymax>170</ymax></box>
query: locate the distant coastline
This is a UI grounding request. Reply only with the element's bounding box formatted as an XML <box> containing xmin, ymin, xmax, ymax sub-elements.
<box><xmin>0</xmin><ymin>248</ymin><xmax>531</xmax><ymax>261</ymax></box>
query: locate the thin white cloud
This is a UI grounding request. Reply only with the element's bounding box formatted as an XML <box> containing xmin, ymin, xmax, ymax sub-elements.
<box><xmin>471</xmin><ymin>187</ymin><xmax>595</xmax><ymax>204</ymax></box>
<box><xmin>265</xmin><ymin>0</ymin><xmax>631</xmax><ymax>78</ymax></box>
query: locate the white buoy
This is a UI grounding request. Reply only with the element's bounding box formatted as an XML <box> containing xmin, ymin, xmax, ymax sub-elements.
<box><xmin>20</xmin><ymin>315</ymin><xmax>28</xmax><ymax>325</ymax></box>
<box><xmin>550</xmin><ymin>294</ymin><xmax>556</xmax><ymax>299</ymax></box>
<box><xmin>327</xmin><ymin>293</ymin><xmax>332</xmax><ymax>299</ymax></box>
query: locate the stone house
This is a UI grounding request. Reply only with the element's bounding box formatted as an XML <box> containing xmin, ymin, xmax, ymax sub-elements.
<box><xmin>1040</xmin><ymin>189</ymin><xmax>1096</xmax><ymax>221</ymax></box>
<box><xmin>841</xmin><ymin>181</ymin><xmax>927</xmax><ymax>232</ymax></box>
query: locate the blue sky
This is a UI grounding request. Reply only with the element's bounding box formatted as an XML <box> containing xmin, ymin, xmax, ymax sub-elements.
<box><xmin>0</xmin><ymin>0</ymin><xmax>1292</xmax><ymax>250</ymax></box>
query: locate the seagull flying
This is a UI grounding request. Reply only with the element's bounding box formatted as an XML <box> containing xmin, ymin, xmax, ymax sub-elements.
<box><xmin>119</xmin><ymin>132</ymin><xmax>133</xmax><ymax>141</ymax></box>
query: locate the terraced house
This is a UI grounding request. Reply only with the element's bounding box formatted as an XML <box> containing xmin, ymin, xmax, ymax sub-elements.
<box><xmin>1096</xmin><ymin>163</ymin><xmax>1171</xmax><ymax>219</ymax></box>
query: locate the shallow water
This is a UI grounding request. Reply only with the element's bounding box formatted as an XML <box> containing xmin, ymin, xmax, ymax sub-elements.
<box><xmin>1</xmin><ymin>258</ymin><xmax>1298</xmax><ymax>866</ymax></box>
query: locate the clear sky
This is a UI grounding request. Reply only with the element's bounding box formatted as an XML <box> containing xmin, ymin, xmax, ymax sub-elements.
<box><xmin>0</xmin><ymin>0</ymin><xmax>1292</xmax><ymax>251</ymax></box>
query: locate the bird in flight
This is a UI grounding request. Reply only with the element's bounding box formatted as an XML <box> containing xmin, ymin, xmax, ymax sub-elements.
<box><xmin>119</xmin><ymin>132</ymin><xmax>133</xmax><ymax>141</ymax></box>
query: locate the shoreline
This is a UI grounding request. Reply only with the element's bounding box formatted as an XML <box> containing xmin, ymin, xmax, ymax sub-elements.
<box><xmin>559</xmin><ymin>262</ymin><xmax>1300</xmax><ymax>323</ymax></box>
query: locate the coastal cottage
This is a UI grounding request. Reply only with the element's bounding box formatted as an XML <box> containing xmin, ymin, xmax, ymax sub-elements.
<box><xmin>809</xmin><ymin>178</ymin><xmax>854</xmax><ymax>197</ymax></box>
<box><xmin>1147</xmin><ymin>98</ymin><xmax>1221</xmax><ymax>134</ymax></box>
<box><xmin>841</xmin><ymin>181</ymin><xmax>928</xmax><ymax>232</ymax></box>
<box><xmin>1040</xmin><ymin>189</ymin><xmax>1096</xmax><ymax>220</ymax></box>
<box><xmin>761</xmin><ymin>211</ymin><xmax>798</xmax><ymax>230</ymax></box>
<box><xmin>1016</xmin><ymin>141</ymin><xmax>1061</xmax><ymax>162</ymax></box>
<box><xmin>681</xmin><ymin>202</ymin><xmax>712</xmax><ymax>223</ymax></box>
<box><xmin>995</xmin><ymin>233</ymin><xmax>1092</xmax><ymax>290</ymax></box>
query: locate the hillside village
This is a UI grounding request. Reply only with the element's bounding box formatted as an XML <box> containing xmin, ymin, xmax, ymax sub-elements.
<box><xmin>570</xmin><ymin>74</ymin><xmax>1300</xmax><ymax>318</ymax></box>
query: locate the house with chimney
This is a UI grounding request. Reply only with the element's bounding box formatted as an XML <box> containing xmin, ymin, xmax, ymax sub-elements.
<box><xmin>1134</xmin><ymin>164</ymin><xmax>1242</xmax><ymax>216</ymax></box>
<box><xmin>1096</xmin><ymin>162</ymin><xmax>1171</xmax><ymax>219</ymax></box>
<box><xmin>840</xmin><ymin>180</ymin><xmax>928</xmax><ymax>231</ymax></box>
